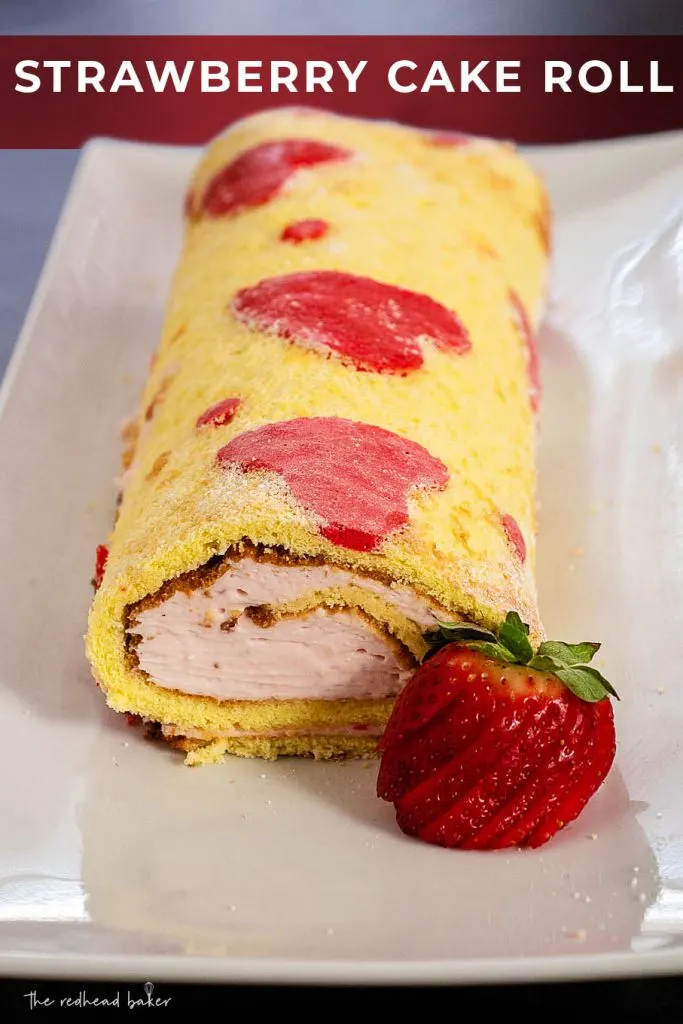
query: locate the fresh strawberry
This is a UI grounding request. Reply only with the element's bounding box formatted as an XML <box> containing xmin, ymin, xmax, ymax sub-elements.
<box><xmin>377</xmin><ymin>613</ymin><xmax>617</xmax><ymax>850</ymax></box>
<box><xmin>92</xmin><ymin>544</ymin><xmax>109</xmax><ymax>591</ymax></box>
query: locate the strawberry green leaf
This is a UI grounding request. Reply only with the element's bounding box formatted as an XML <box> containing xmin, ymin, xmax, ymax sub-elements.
<box><xmin>537</xmin><ymin>640</ymin><xmax>600</xmax><ymax>667</ymax></box>
<box><xmin>554</xmin><ymin>665</ymin><xmax>620</xmax><ymax>702</ymax></box>
<box><xmin>432</xmin><ymin>621</ymin><xmax>499</xmax><ymax>643</ymax></box>
<box><xmin>422</xmin><ymin>621</ymin><xmax>499</xmax><ymax>660</ymax></box>
<box><xmin>504</xmin><ymin>611</ymin><xmax>529</xmax><ymax>637</ymax></box>
<box><xmin>527</xmin><ymin>653</ymin><xmax>563</xmax><ymax>674</ymax></box>
<box><xmin>462</xmin><ymin>641</ymin><xmax>518</xmax><ymax>663</ymax></box>
<box><xmin>582</xmin><ymin>665</ymin><xmax>619</xmax><ymax>700</ymax></box>
<box><xmin>498</xmin><ymin>611</ymin><xmax>533</xmax><ymax>664</ymax></box>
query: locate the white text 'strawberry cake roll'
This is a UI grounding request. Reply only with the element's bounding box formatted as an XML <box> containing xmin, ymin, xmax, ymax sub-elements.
<box><xmin>86</xmin><ymin>108</ymin><xmax>549</xmax><ymax>764</ymax></box>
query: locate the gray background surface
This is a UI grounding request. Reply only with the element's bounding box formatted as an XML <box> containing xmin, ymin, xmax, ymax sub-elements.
<box><xmin>1</xmin><ymin>0</ymin><xmax>682</xmax><ymax>377</ymax></box>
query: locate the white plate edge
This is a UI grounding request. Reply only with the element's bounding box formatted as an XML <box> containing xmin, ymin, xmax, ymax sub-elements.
<box><xmin>2</xmin><ymin>945</ymin><xmax>683</xmax><ymax>985</ymax></box>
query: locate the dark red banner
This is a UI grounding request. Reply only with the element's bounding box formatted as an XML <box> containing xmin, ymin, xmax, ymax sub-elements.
<box><xmin>1</xmin><ymin>35</ymin><xmax>682</xmax><ymax>148</ymax></box>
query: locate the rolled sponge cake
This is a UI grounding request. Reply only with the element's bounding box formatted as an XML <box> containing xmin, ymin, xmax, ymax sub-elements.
<box><xmin>85</xmin><ymin>108</ymin><xmax>549</xmax><ymax>763</ymax></box>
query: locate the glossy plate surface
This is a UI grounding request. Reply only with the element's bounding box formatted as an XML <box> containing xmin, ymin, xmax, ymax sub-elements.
<box><xmin>2</xmin><ymin>128</ymin><xmax>683</xmax><ymax>983</ymax></box>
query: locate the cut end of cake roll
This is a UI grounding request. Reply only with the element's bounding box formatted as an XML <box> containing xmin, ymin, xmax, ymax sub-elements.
<box><xmin>86</xmin><ymin>107</ymin><xmax>548</xmax><ymax>764</ymax></box>
<box><xmin>116</xmin><ymin>542</ymin><xmax>449</xmax><ymax>763</ymax></box>
<box><xmin>90</xmin><ymin>524</ymin><xmax>538</xmax><ymax>764</ymax></box>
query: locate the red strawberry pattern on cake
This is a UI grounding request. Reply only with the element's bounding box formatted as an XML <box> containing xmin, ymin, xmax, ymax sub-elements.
<box><xmin>232</xmin><ymin>270</ymin><xmax>471</xmax><ymax>374</ymax></box>
<box><xmin>196</xmin><ymin>398</ymin><xmax>242</xmax><ymax>429</ymax></box>
<box><xmin>196</xmin><ymin>139</ymin><xmax>351</xmax><ymax>218</ymax></box>
<box><xmin>280</xmin><ymin>218</ymin><xmax>330</xmax><ymax>243</ymax></box>
<box><xmin>93</xmin><ymin>544</ymin><xmax>109</xmax><ymax>590</ymax></box>
<box><xmin>217</xmin><ymin>417</ymin><xmax>449</xmax><ymax>552</ymax></box>
<box><xmin>500</xmin><ymin>513</ymin><xmax>527</xmax><ymax>563</ymax></box>
<box><xmin>509</xmin><ymin>290</ymin><xmax>540</xmax><ymax>413</ymax></box>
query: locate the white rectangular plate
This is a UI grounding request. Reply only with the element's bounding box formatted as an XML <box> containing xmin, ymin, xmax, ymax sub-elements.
<box><xmin>2</xmin><ymin>127</ymin><xmax>683</xmax><ymax>984</ymax></box>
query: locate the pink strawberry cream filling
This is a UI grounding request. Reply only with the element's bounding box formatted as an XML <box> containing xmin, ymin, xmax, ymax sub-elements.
<box><xmin>128</xmin><ymin>558</ymin><xmax>445</xmax><ymax>704</ymax></box>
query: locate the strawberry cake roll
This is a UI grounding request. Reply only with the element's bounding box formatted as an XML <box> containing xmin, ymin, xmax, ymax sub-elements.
<box><xmin>86</xmin><ymin>108</ymin><xmax>549</xmax><ymax>764</ymax></box>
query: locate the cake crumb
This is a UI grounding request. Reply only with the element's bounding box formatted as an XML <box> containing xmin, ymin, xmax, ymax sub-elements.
<box><xmin>587</xmin><ymin>833</ymin><xmax>598</xmax><ymax>840</ymax></box>
<box><xmin>325</xmin><ymin>927</ymin><xmax>334</xmax><ymax>937</ymax></box>
<box><xmin>650</xmin><ymin>442</ymin><xmax>662</xmax><ymax>454</ymax></box>
<box><xmin>656</xmin><ymin>687</ymin><xmax>665</xmax><ymax>695</ymax></box>
<box><xmin>562</xmin><ymin>928</ymin><xmax>587</xmax><ymax>941</ymax></box>
<box><xmin>639</xmin><ymin>892</ymin><xmax>647</xmax><ymax>904</ymax></box>
<box><xmin>568</xmin><ymin>563</ymin><xmax>576</xmax><ymax>572</ymax></box>
<box><xmin>656</xmin><ymin>812</ymin><xmax>663</xmax><ymax>819</ymax></box>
